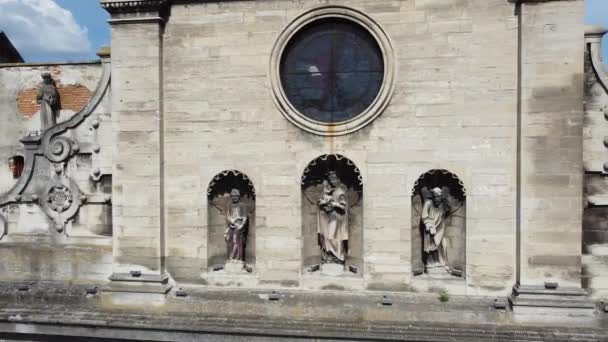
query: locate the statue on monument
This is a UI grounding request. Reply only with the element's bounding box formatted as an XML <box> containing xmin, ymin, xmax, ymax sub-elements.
<box><xmin>422</xmin><ymin>187</ymin><xmax>451</xmax><ymax>272</ymax></box>
<box><xmin>37</xmin><ymin>73</ymin><xmax>60</xmax><ymax>131</ymax></box>
<box><xmin>317</xmin><ymin>171</ymin><xmax>349</xmax><ymax>264</ymax></box>
<box><xmin>224</xmin><ymin>188</ymin><xmax>248</xmax><ymax>263</ymax></box>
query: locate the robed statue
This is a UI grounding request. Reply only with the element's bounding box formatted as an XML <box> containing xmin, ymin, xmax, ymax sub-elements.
<box><xmin>37</xmin><ymin>73</ymin><xmax>60</xmax><ymax>131</ymax></box>
<box><xmin>224</xmin><ymin>189</ymin><xmax>248</xmax><ymax>261</ymax></box>
<box><xmin>422</xmin><ymin>187</ymin><xmax>451</xmax><ymax>271</ymax></box>
<box><xmin>317</xmin><ymin>171</ymin><xmax>349</xmax><ymax>264</ymax></box>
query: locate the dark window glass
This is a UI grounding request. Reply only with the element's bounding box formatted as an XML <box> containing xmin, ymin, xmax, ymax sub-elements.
<box><xmin>9</xmin><ymin>156</ymin><xmax>24</xmax><ymax>179</ymax></box>
<box><xmin>280</xmin><ymin>19</ymin><xmax>384</xmax><ymax>123</ymax></box>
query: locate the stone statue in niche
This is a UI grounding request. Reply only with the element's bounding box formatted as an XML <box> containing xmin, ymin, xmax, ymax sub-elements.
<box><xmin>224</xmin><ymin>188</ymin><xmax>248</xmax><ymax>271</ymax></box>
<box><xmin>422</xmin><ymin>187</ymin><xmax>451</xmax><ymax>272</ymax></box>
<box><xmin>37</xmin><ymin>73</ymin><xmax>60</xmax><ymax>131</ymax></box>
<box><xmin>317</xmin><ymin>171</ymin><xmax>349</xmax><ymax>265</ymax></box>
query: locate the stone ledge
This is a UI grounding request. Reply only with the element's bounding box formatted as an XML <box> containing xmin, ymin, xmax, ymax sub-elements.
<box><xmin>513</xmin><ymin>284</ymin><xmax>589</xmax><ymax>297</ymax></box>
<box><xmin>587</xmin><ymin>195</ymin><xmax>608</xmax><ymax>207</ymax></box>
<box><xmin>509</xmin><ymin>284</ymin><xmax>597</xmax><ymax>318</ymax></box>
<box><xmin>104</xmin><ymin>273</ymin><xmax>173</xmax><ymax>294</ymax></box>
<box><xmin>0</xmin><ymin>318</ymin><xmax>605</xmax><ymax>342</ymax></box>
<box><xmin>586</xmin><ymin>25</ymin><xmax>608</xmax><ymax>38</ymax></box>
<box><xmin>0</xmin><ymin>282</ymin><xmax>605</xmax><ymax>341</ymax></box>
<box><xmin>0</xmin><ymin>61</ymin><xmax>101</xmax><ymax>68</ymax></box>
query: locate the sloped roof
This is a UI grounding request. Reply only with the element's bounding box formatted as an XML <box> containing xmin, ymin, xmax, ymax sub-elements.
<box><xmin>0</xmin><ymin>31</ymin><xmax>24</xmax><ymax>63</ymax></box>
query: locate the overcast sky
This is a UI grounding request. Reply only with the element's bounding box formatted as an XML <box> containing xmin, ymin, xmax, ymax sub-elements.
<box><xmin>0</xmin><ymin>0</ymin><xmax>607</xmax><ymax>63</ymax></box>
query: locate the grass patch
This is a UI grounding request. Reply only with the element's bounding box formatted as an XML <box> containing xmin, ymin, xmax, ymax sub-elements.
<box><xmin>438</xmin><ymin>290</ymin><xmax>449</xmax><ymax>303</ymax></box>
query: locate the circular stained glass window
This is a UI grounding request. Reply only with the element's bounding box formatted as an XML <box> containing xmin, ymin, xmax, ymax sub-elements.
<box><xmin>280</xmin><ymin>18</ymin><xmax>385</xmax><ymax>123</ymax></box>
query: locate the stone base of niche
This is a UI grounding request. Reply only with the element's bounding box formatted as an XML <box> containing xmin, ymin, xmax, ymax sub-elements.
<box><xmin>102</xmin><ymin>273</ymin><xmax>173</xmax><ymax>294</ymax></box>
<box><xmin>202</xmin><ymin>265</ymin><xmax>257</xmax><ymax>288</ymax></box>
<box><xmin>224</xmin><ymin>260</ymin><xmax>250</xmax><ymax>274</ymax></box>
<box><xmin>301</xmin><ymin>267</ymin><xmax>364</xmax><ymax>292</ymax></box>
<box><xmin>319</xmin><ymin>263</ymin><xmax>350</xmax><ymax>276</ymax></box>
<box><xmin>410</xmin><ymin>269</ymin><xmax>467</xmax><ymax>295</ymax></box>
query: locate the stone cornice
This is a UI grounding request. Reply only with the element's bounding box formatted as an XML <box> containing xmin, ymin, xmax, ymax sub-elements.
<box><xmin>170</xmin><ymin>0</ymin><xmax>577</xmax><ymax>4</ymax></box>
<box><xmin>508</xmin><ymin>0</ymin><xmax>579</xmax><ymax>3</ymax></box>
<box><xmin>100</xmin><ymin>0</ymin><xmax>578</xmax><ymax>9</ymax></box>
<box><xmin>585</xmin><ymin>25</ymin><xmax>608</xmax><ymax>39</ymax></box>
<box><xmin>100</xmin><ymin>0</ymin><xmax>171</xmax><ymax>14</ymax></box>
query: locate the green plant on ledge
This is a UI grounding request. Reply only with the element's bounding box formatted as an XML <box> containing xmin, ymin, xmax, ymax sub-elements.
<box><xmin>438</xmin><ymin>290</ymin><xmax>449</xmax><ymax>303</ymax></box>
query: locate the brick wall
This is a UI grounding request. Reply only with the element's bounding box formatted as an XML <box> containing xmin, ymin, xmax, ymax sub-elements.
<box><xmin>16</xmin><ymin>84</ymin><xmax>92</xmax><ymax>118</ymax></box>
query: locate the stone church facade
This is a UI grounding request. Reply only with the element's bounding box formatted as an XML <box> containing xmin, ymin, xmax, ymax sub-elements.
<box><xmin>0</xmin><ymin>0</ymin><xmax>607</xmax><ymax>340</ymax></box>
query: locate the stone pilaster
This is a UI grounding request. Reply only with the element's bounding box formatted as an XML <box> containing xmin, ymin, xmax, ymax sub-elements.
<box><xmin>512</xmin><ymin>0</ymin><xmax>592</xmax><ymax>314</ymax></box>
<box><xmin>100</xmin><ymin>0</ymin><xmax>172</xmax><ymax>293</ymax></box>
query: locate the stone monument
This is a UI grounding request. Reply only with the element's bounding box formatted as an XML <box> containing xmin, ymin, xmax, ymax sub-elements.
<box><xmin>317</xmin><ymin>171</ymin><xmax>349</xmax><ymax>274</ymax></box>
<box><xmin>412</xmin><ymin>169</ymin><xmax>468</xmax><ymax>278</ymax></box>
<box><xmin>421</xmin><ymin>187</ymin><xmax>451</xmax><ymax>273</ymax></box>
<box><xmin>224</xmin><ymin>188</ymin><xmax>248</xmax><ymax>273</ymax></box>
<box><xmin>36</xmin><ymin>73</ymin><xmax>60</xmax><ymax>131</ymax></box>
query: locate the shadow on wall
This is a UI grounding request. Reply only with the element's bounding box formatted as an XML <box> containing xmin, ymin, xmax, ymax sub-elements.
<box><xmin>583</xmin><ymin>174</ymin><xmax>608</xmax><ymax>251</ymax></box>
<box><xmin>0</xmin><ymin>212</ymin><xmax>5</xmax><ymax>238</ymax></box>
<box><xmin>0</xmin><ymin>155</ymin><xmax>24</xmax><ymax>195</ymax></box>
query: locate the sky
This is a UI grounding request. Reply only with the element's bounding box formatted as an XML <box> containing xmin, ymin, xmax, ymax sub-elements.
<box><xmin>586</xmin><ymin>0</ymin><xmax>608</xmax><ymax>64</ymax></box>
<box><xmin>0</xmin><ymin>0</ymin><xmax>109</xmax><ymax>62</ymax></box>
<box><xmin>0</xmin><ymin>0</ymin><xmax>606</xmax><ymax>63</ymax></box>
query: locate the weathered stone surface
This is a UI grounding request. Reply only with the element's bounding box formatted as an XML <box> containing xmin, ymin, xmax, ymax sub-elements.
<box><xmin>582</xmin><ymin>22</ymin><xmax>608</xmax><ymax>299</ymax></box>
<box><xmin>0</xmin><ymin>64</ymin><xmax>107</xmax><ymax>194</ymax></box>
<box><xmin>108</xmin><ymin>11</ymin><xmax>167</xmax><ymax>285</ymax></box>
<box><xmin>518</xmin><ymin>0</ymin><xmax>585</xmax><ymax>288</ymax></box>
<box><xmin>0</xmin><ymin>282</ymin><xmax>606</xmax><ymax>341</ymax></box>
<box><xmin>162</xmin><ymin>0</ymin><xmax>519</xmax><ymax>295</ymax></box>
<box><xmin>0</xmin><ymin>0</ymin><xmax>606</xmax><ymax>332</ymax></box>
<box><xmin>0</xmin><ymin>57</ymin><xmax>113</xmax><ymax>283</ymax></box>
<box><xmin>224</xmin><ymin>260</ymin><xmax>246</xmax><ymax>274</ymax></box>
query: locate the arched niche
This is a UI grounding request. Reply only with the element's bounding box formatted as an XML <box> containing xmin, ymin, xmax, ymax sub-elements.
<box><xmin>207</xmin><ymin>170</ymin><xmax>256</xmax><ymax>270</ymax></box>
<box><xmin>1</xmin><ymin>155</ymin><xmax>24</xmax><ymax>194</ymax></box>
<box><xmin>8</xmin><ymin>155</ymin><xmax>24</xmax><ymax>179</ymax></box>
<box><xmin>301</xmin><ymin>154</ymin><xmax>363</xmax><ymax>275</ymax></box>
<box><xmin>411</xmin><ymin>169</ymin><xmax>466</xmax><ymax>277</ymax></box>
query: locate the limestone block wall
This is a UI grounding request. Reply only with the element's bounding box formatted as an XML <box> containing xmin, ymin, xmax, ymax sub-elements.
<box><xmin>582</xmin><ymin>26</ymin><xmax>608</xmax><ymax>298</ymax></box>
<box><xmin>518</xmin><ymin>0</ymin><xmax>585</xmax><ymax>288</ymax></box>
<box><xmin>109</xmin><ymin>20</ymin><xmax>166</xmax><ymax>282</ymax></box>
<box><xmin>162</xmin><ymin>0</ymin><xmax>520</xmax><ymax>295</ymax></box>
<box><xmin>583</xmin><ymin>26</ymin><xmax>608</xmax><ymax>242</ymax></box>
<box><xmin>0</xmin><ymin>61</ymin><xmax>113</xmax><ymax>282</ymax></box>
<box><xmin>0</xmin><ymin>0</ymin><xmax>591</xmax><ymax>297</ymax></box>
